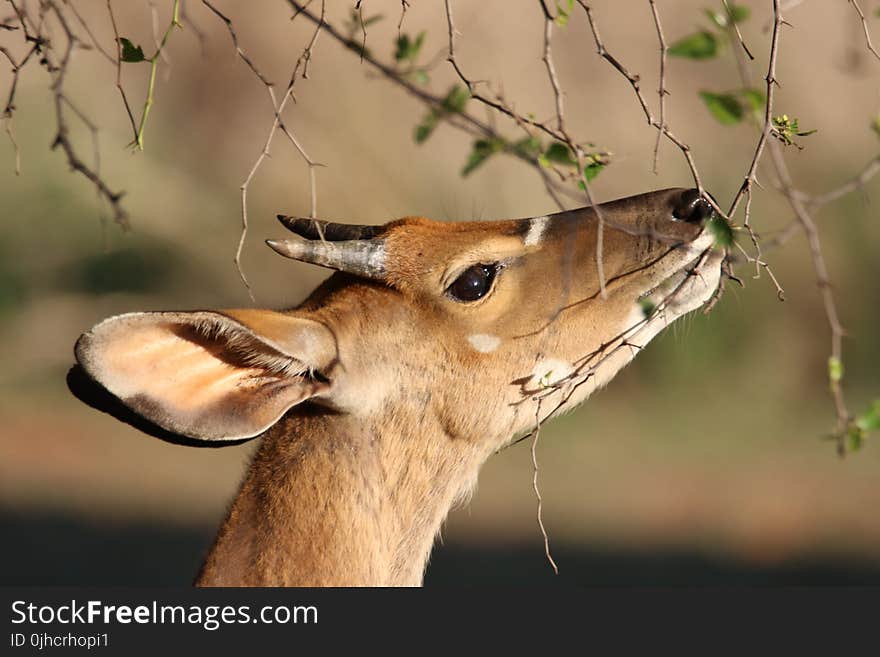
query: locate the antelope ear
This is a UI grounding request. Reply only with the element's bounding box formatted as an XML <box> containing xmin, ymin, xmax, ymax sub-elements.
<box><xmin>72</xmin><ymin>310</ymin><xmax>337</xmax><ymax>443</ymax></box>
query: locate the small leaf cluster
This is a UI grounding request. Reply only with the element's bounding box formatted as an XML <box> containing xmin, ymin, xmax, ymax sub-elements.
<box><xmin>771</xmin><ymin>114</ymin><xmax>817</xmax><ymax>149</ymax></box>
<box><xmin>458</xmin><ymin>137</ymin><xmax>606</xmax><ymax>180</ymax></box>
<box><xmin>398</xmin><ymin>21</ymin><xmax>606</xmax><ymax>182</ymax></box>
<box><xmin>667</xmin><ymin>3</ymin><xmax>749</xmax><ymax>60</ymax></box>
<box><xmin>671</xmin><ymin>3</ymin><xmax>820</xmax><ymax>152</ymax></box>
<box><xmin>554</xmin><ymin>0</ymin><xmax>575</xmax><ymax>27</ymax></box>
<box><xmin>414</xmin><ymin>85</ymin><xmax>470</xmax><ymax>144</ymax></box>
<box><xmin>394</xmin><ymin>31</ymin><xmax>431</xmax><ymax>85</ymax></box>
<box><xmin>847</xmin><ymin>400</ymin><xmax>880</xmax><ymax>452</ymax></box>
<box><xmin>668</xmin><ymin>4</ymin><xmax>761</xmax><ymax>125</ymax></box>
<box><xmin>827</xmin><ymin>358</ymin><xmax>880</xmax><ymax>453</ymax></box>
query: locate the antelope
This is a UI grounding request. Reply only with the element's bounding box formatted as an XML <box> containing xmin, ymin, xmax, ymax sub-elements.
<box><xmin>68</xmin><ymin>187</ymin><xmax>722</xmax><ymax>586</ymax></box>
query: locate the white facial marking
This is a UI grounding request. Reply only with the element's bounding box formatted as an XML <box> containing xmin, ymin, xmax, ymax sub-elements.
<box><xmin>523</xmin><ymin>216</ymin><xmax>550</xmax><ymax>247</ymax></box>
<box><xmin>468</xmin><ymin>333</ymin><xmax>501</xmax><ymax>353</ymax></box>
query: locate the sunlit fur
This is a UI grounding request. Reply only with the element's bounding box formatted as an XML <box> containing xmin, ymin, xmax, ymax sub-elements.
<box><xmin>73</xmin><ymin>188</ymin><xmax>722</xmax><ymax>586</ymax></box>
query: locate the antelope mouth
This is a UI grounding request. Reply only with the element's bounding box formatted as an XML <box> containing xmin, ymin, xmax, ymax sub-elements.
<box><xmin>635</xmin><ymin>229</ymin><xmax>723</xmax><ymax>323</ymax></box>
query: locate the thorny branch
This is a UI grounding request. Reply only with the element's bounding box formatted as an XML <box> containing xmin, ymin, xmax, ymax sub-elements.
<box><xmin>204</xmin><ymin>0</ymin><xmax>325</xmax><ymax>298</ymax></box>
<box><xmin>721</xmin><ymin>0</ymin><xmax>865</xmax><ymax>454</ymax></box>
<box><xmin>134</xmin><ymin>0</ymin><xmax>181</xmax><ymax>150</ymax></box>
<box><xmin>287</xmin><ymin>0</ymin><xmax>590</xmax><ymax>207</ymax></box>
<box><xmin>1</xmin><ymin>0</ymin><xmax>876</xmax><ymax>523</ymax></box>
<box><xmin>576</xmin><ymin>1</ymin><xmax>708</xmax><ymax>198</ymax></box>
<box><xmin>647</xmin><ymin>0</ymin><xmax>668</xmax><ymax>174</ymax></box>
<box><xmin>536</xmin><ymin>0</ymin><xmax>608</xmax><ymax>298</ymax></box>
<box><xmin>0</xmin><ymin>40</ymin><xmax>37</xmax><ymax>174</ymax></box>
<box><xmin>3</xmin><ymin>0</ymin><xmax>128</xmax><ymax>225</ymax></box>
<box><xmin>847</xmin><ymin>0</ymin><xmax>880</xmax><ymax>62</ymax></box>
<box><xmin>106</xmin><ymin>0</ymin><xmax>139</xmax><ymax>142</ymax></box>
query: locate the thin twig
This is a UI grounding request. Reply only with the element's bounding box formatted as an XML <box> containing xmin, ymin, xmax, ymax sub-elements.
<box><xmin>725</xmin><ymin>0</ymin><xmax>783</xmax><ymax>222</ymax></box>
<box><xmin>179</xmin><ymin>0</ymin><xmax>207</xmax><ymax>54</ymax></box>
<box><xmin>530</xmin><ymin>398</ymin><xmax>558</xmax><ymax>575</ymax></box>
<box><xmin>40</xmin><ymin>0</ymin><xmax>128</xmax><ymax>226</ymax></box>
<box><xmin>761</xmin><ymin>154</ymin><xmax>880</xmax><ymax>252</ymax></box>
<box><xmin>847</xmin><ymin>0</ymin><xmax>880</xmax><ymax>62</ymax></box>
<box><xmin>62</xmin><ymin>0</ymin><xmax>115</xmax><ymax>63</ymax></box>
<box><xmin>134</xmin><ymin>0</ymin><xmax>181</xmax><ymax>150</ymax></box>
<box><xmin>722</xmin><ymin>0</ymin><xmax>754</xmax><ymax>59</ymax></box>
<box><xmin>207</xmin><ymin>0</ymin><xmax>326</xmax><ymax>297</ymax></box>
<box><xmin>647</xmin><ymin>0</ymin><xmax>668</xmax><ymax>173</ymax></box>
<box><xmin>575</xmin><ymin>1</ymin><xmax>708</xmax><ymax>198</ymax></box>
<box><xmin>722</xmin><ymin>0</ymin><xmax>854</xmax><ymax>451</ymax></box>
<box><xmin>106</xmin><ymin>0</ymin><xmax>138</xmax><ymax>142</ymax></box>
<box><xmin>289</xmin><ymin>0</ymin><xmax>586</xmax><ymax>204</ymax></box>
<box><xmin>397</xmin><ymin>0</ymin><xmax>410</xmax><ymax>34</ymax></box>
<box><xmin>3</xmin><ymin>115</ymin><xmax>20</xmax><ymax>174</ymax></box>
<box><xmin>537</xmin><ymin>1</ymin><xmax>608</xmax><ymax>297</ymax></box>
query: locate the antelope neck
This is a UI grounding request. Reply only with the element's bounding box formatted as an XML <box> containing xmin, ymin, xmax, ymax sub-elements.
<box><xmin>195</xmin><ymin>406</ymin><xmax>488</xmax><ymax>586</ymax></box>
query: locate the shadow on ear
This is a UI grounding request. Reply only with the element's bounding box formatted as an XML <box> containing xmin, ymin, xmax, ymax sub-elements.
<box><xmin>66</xmin><ymin>365</ymin><xmax>246</xmax><ymax>448</ymax></box>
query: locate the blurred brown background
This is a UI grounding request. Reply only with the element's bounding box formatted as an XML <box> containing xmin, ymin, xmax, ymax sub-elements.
<box><xmin>1</xmin><ymin>0</ymin><xmax>879</xmax><ymax>585</ymax></box>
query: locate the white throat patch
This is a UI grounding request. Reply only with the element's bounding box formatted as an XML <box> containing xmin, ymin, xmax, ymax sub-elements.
<box><xmin>467</xmin><ymin>333</ymin><xmax>501</xmax><ymax>353</ymax></box>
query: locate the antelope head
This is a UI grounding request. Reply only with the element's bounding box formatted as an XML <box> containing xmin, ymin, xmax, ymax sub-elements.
<box><xmin>70</xmin><ymin>187</ymin><xmax>722</xmax><ymax>586</ymax></box>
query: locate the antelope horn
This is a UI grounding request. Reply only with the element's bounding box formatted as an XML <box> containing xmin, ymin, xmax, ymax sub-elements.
<box><xmin>266</xmin><ymin>215</ymin><xmax>386</xmax><ymax>279</ymax></box>
<box><xmin>277</xmin><ymin>215</ymin><xmax>381</xmax><ymax>241</ymax></box>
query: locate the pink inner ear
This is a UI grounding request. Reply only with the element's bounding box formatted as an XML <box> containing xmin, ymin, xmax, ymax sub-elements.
<box><xmin>78</xmin><ymin>314</ymin><xmax>327</xmax><ymax>441</ymax></box>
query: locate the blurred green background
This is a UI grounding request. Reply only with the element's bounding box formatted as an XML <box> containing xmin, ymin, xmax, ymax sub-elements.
<box><xmin>1</xmin><ymin>1</ymin><xmax>879</xmax><ymax>585</ymax></box>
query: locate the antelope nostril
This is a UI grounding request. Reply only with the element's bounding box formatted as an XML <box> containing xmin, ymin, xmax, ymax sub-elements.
<box><xmin>673</xmin><ymin>188</ymin><xmax>714</xmax><ymax>224</ymax></box>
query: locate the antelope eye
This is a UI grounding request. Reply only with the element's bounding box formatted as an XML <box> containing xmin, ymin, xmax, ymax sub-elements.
<box><xmin>447</xmin><ymin>263</ymin><xmax>499</xmax><ymax>302</ymax></box>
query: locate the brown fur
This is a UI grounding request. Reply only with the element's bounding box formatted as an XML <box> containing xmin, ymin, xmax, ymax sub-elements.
<box><xmin>73</xmin><ymin>188</ymin><xmax>723</xmax><ymax>586</ymax></box>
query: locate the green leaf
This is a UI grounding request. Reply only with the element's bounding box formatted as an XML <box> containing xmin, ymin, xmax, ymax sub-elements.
<box><xmin>415</xmin><ymin>86</ymin><xmax>470</xmax><ymax>142</ymax></box>
<box><xmin>828</xmin><ymin>356</ymin><xmax>844</xmax><ymax>383</ymax></box>
<box><xmin>414</xmin><ymin>111</ymin><xmax>439</xmax><ymax>143</ymax></box>
<box><xmin>704</xmin><ymin>9</ymin><xmax>726</xmax><ymax>29</ymax></box>
<box><xmin>855</xmin><ymin>400</ymin><xmax>880</xmax><ymax>432</ymax></box>
<box><xmin>461</xmin><ymin>138</ymin><xmax>504</xmax><ymax>176</ymax></box>
<box><xmin>407</xmin><ymin>69</ymin><xmax>430</xmax><ymax>85</ymax></box>
<box><xmin>395</xmin><ymin>31</ymin><xmax>426</xmax><ymax>63</ymax></box>
<box><xmin>728</xmin><ymin>4</ymin><xmax>750</xmax><ymax>23</ymax></box>
<box><xmin>699</xmin><ymin>91</ymin><xmax>744</xmax><ymax>124</ymax></box>
<box><xmin>583</xmin><ymin>161</ymin><xmax>604</xmax><ymax>182</ymax></box>
<box><xmin>639</xmin><ymin>297</ymin><xmax>657</xmax><ymax>319</ymax></box>
<box><xmin>555</xmin><ymin>0</ymin><xmax>575</xmax><ymax>26</ymax></box>
<box><xmin>847</xmin><ymin>425</ymin><xmax>865</xmax><ymax>452</ymax></box>
<box><xmin>705</xmin><ymin>4</ymin><xmax>750</xmax><ymax>28</ymax></box>
<box><xmin>441</xmin><ymin>85</ymin><xmax>470</xmax><ymax>114</ymax></box>
<box><xmin>512</xmin><ymin>136</ymin><xmax>542</xmax><ymax>159</ymax></box>
<box><xmin>707</xmin><ymin>214</ymin><xmax>734</xmax><ymax>247</ymax></box>
<box><xmin>741</xmin><ymin>88</ymin><xmax>766</xmax><ymax>112</ymax></box>
<box><xmin>576</xmin><ymin>158</ymin><xmax>606</xmax><ymax>189</ymax></box>
<box><xmin>668</xmin><ymin>30</ymin><xmax>718</xmax><ymax>59</ymax></box>
<box><xmin>543</xmin><ymin>142</ymin><xmax>578</xmax><ymax>167</ymax></box>
<box><xmin>118</xmin><ymin>37</ymin><xmax>145</xmax><ymax>63</ymax></box>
